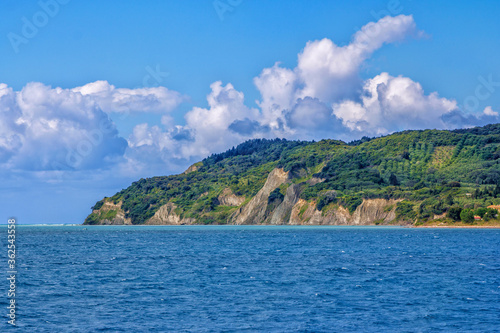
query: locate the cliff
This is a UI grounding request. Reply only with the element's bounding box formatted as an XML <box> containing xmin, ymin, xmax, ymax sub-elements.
<box><xmin>84</xmin><ymin>124</ymin><xmax>500</xmax><ymax>225</ymax></box>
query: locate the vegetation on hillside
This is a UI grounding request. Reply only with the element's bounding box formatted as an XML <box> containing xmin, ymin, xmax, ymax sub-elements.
<box><xmin>85</xmin><ymin>124</ymin><xmax>500</xmax><ymax>225</ymax></box>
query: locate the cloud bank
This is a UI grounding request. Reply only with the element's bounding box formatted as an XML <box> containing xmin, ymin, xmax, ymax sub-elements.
<box><xmin>0</xmin><ymin>80</ymin><xmax>183</xmax><ymax>175</ymax></box>
<box><xmin>1</xmin><ymin>15</ymin><xmax>499</xmax><ymax>181</ymax></box>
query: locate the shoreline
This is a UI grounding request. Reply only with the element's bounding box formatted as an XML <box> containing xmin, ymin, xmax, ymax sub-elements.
<box><xmin>412</xmin><ymin>225</ymin><xmax>500</xmax><ymax>229</ymax></box>
<box><xmin>4</xmin><ymin>223</ymin><xmax>500</xmax><ymax>229</ymax></box>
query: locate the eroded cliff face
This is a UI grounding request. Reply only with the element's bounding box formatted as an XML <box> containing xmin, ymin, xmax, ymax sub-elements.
<box><xmin>230</xmin><ymin>168</ymin><xmax>289</xmax><ymax>224</ymax></box>
<box><xmin>289</xmin><ymin>198</ymin><xmax>400</xmax><ymax>225</ymax></box>
<box><xmin>145</xmin><ymin>202</ymin><xmax>195</xmax><ymax>225</ymax></box>
<box><xmin>229</xmin><ymin>168</ymin><xmax>401</xmax><ymax>225</ymax></box>
<box><xmin>183</xmin><ymin>162</ymin><xmax>202</xmax><ymax>174</ymax></box>
<box><xmin>90</xmin><ymin>168</ymin><xmax>402</xmax><ymax>225</ymax></box>
<box><xmin>218</xmin><ymin>188</ymin><xmax>245</xmax><ymax>207</ymax></box>
<box><xmin>92</xmin><ymin>201</ymin><xmax>132</xmax><ymax>225</ymax></box>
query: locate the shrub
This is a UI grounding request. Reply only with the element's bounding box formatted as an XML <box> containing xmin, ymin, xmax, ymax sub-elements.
<box><xmin>389</xmin><ymin>173</ymin><xmax>399</xmax><ymax>186</ymax></box>
<box><xmin>316</xmin><ymin>190</ymin><xmax>338</xmax><ymax>211</ymax></box>
<box><xmin>483</xmin><ymin>208</ymin><xmax>498</xmax><ymax>221</ymax></box>
<box><xmin>460</xmin><ymin>209</ymin><xmax>475</xmax><ymax>223</ymax></box>
<box><xmin>396</xmin><ymin>201</ymin><xmax>416</xmax><ymax>221</ymax></box>
<box><xmin>447</xmin><ymin>207</ymin><xmax>462</xmax><ymax>221</ymax></box>
<box><xmin>474</xmin><ymin>207</ymin><xmax>488</xmax><ymax>218</ymax></box>
<box><xmin>268</xmin><ymin>188</ymin><xmax>284</xmax><ymax>203</ymax></box>
<box><xmin>92</xmin><ymin>201</ymin><xmax>104</xmax><ymax>211</ymax></box>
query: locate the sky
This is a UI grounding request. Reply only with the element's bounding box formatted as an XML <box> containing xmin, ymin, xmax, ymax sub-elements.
<box><xmin>1</xmin><ymin>0</ymin><xmax>499</xmax><ymax>224</ymax></box>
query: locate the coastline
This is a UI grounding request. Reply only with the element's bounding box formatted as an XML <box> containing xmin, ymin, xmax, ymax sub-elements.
<box><xmin>412</xmin><ymin>225</ymin><xmax>500</xmax><ymax>229</ymax></box>
<box><xmin>5</xmin><ymin>223</ymin><xmax>500</xmax><ymax>229</ymax></box>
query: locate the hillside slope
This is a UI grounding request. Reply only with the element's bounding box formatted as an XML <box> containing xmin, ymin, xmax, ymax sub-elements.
<box><xmin>85</xmin><ymin>124</ymin><xmax>500</xmax><ymax>226</ymax></box>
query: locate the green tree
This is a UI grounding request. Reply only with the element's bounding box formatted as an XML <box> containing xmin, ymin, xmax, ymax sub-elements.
<box><xmin>445</xmin><ymin>194</ymin><xmax>454</xmax><ymax>206</ymax></box>
<box><xmin>474</xmin><ymin>207</ymin><xmax>488</xmax><ymax>218</ymax></box>
<box><xmin>389</xmin><ymin>173</ymin><xmax>399</xmax><ymax>186</ymax></box>
<box><xmin>483</xmin><ymin>208</ymin><xmax>498</xmax><ymax>221</ymax></box>
<box><xmin>460</xmin><ymin>209</ymin><xmax>475</xmax><ymax>223</ymax></box>
<box><xmin>447</xmin><ymin>207</ymin><xmax>462</xmax><ymax>221</ymax></box>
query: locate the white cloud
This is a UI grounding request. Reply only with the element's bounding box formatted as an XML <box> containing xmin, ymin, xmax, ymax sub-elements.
<box><xmin>333</xmin><ymin>72</ymin><xmax>457</xmax><ymax>135</ymax></box>
<box><xmin>1</xmin><ymin>82</ymin><xmax>127</xmax><ymax>172</ymax></box>
<box><xmin>2</xmin><ymin>15</ymin><xmax>498</xmax><ymax>183</ymax></box>
<box><xmin>253</xmin><ymin>63</ymin><xmax>297</xmax><ymax>128</ymax></box>
<box><xmin>127</xmin><ymin>81</ymin><xmax>265</xmax><ymax>165</ymax></box>
<box><xmin>483</xmin><ymin>106</ymin><xmax>499</xmax><ymax>116</ymax></box>
<box><xmin>254</xmin><ymin>14</ymin><xmax>421</xmax><ymax>136</ymax></box>
<box><xmin>297</xmin><ymin>15</ymin><xmax>418</xmax><ymax>102</ymax></box>
<box><xmin>0</xmin><ymin>80</ymin><xmax>187</xmax><ymax>174</ymax></box>
<box><xmin>73</xmin><ymin>80</ymin><xmax>184</xmax><ymax>113</ymax></box>
<box><xmin>0</xmin><ymin>84</ymin><xmax>24</xmax><ymax>161</ymax></box>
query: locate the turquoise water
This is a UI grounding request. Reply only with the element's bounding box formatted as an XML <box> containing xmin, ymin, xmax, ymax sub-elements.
<box><xmin>1</xmin><ymin>225</ymin><xmax>499</xmax><ymax>332</ymax></box>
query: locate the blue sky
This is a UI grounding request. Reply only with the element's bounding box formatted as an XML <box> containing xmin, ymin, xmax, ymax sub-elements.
<box><xmin>1</xmin><ymin>0</ymin><xmax>499</xmax><ymax>223</ymax></box>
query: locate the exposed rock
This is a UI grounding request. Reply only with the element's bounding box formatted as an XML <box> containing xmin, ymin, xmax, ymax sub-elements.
<box><xmin>306</xmin><ymin>177</ymin><xmax>325</xmax><ymax>186</ymax></box>
<box><xmin>183</xmin><ymin>162</ymin><xmax>201</xmax><ymax>174</ymax></box>
<box><xmin>218</xmin><ymin>188</ymin><xmax>245</xmax><ymax>206</ymax></box>
<box><xmin>288</xmin><ymin>197</ymin><xmax>400</xmax><ymax>225</ymax></box>
<box><xmin>228</xmin><ymin>167</ymin><xmax>401</xmax><ymax>225</ymax></box>
<box><xmin>290</xmin><ymin>199</ymin><xmax>351</xmax><ymax>225</ymax></box>
<box><xmin>145</xmin><ymin>202</ymin><xmax>195</xmax><ymax>225</ymax></box>
<box><xmin>230</xmin><ymin>168</ymin><xmax>289</xmax><ymax>224</ymax></box>
<box><xmin>89</xmin><ymin>167</ymin><xmax>402</xmax><ymax>226</ymax></box>
<box><xmin>95</xmin><ymin>201</ymin><xmax>132</xmax><ymax>225</ymax></box>
<box><xmin>350</xmin><ymin>199</ymin><xmax>399</xmax><ymax>225</ymax></box>
<box><xmin>269</xmin><ymin>184</ymin><xmax>301</xmax><ymax>224</ymax></box>
<box><xmin>433</xmin><ymin>212</ymin><xmax>447</xmax><ymax>220</ymax></box>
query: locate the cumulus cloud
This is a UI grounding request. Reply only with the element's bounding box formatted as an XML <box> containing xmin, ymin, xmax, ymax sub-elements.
<box><xmin>0</xmin><ymin>84</ymin><xmax>24</xmax><ymax>162</ymax></box>
<box><xmin>128</xmin><ymin>81</ymin><xmax>266</xmax><ymax>165</ymax></box>
<box><xmin>253</xmin><ymin>15</ymin><xmax>422</xmax><ymax>137</ymax></box>
<box><xmin>282</xmin><ymin>97</ymin><xmax>347</xmax><ymax>140</ymax></box>
<box><xmin>483</xmin><ymin>106</ymin><xmax>499</xmax><ymax>117</ymax></box>
<box><xmin>332</xmin><ymin>72</ymin><xmax>458</xmax><ymax>135</ymax></box>
<box><xmin>250</xmin><ymin>14</ymin><xmax>497</xmax><ymax>141</ymax></box>
<box><xmin>297</xmin><ymin>15</ymin><xmax>419</xmax><ymax>102</ymax></box>
<box><xmin>73</xmin><ymin>80</ymin><xmax>184</xmax><ymax>113</ymax></box>
<box><xmin>125</xmin><ymin>14</ymin><xmax>498</xmax><ymax>167</ymax></box>
<box><xmin>440</xmin><ymin>107</ymin><xmax>500</xmax><ymax>129</ymax></box>
<box><xmin>253</xmin><ymin>63</ymin><xmax>297</xmax><ymax>128</ymax></box>
<box><xmin>2</xmin><ymin>15</ymin><xmax>498</xmax><ymax>182</ymax></box>
<box><xmin>0</xmin><ymin>82</ymin><xmax>128</xmax><ymax>171</ymax></box>
<box><xmin>0</xmin><ymin>79</ymin><xmax>187</xmax><ymax>175</ymax></box>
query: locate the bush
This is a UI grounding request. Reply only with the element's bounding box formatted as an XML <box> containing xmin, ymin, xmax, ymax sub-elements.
<box><xmin>474</xmin><ymin>207</ymin><xmax>488</xmax><ymax>218</ymax></box>
<box><xmin>447</xmin><ymin>207</ymin><xmax>462</xmax><ymax>221</ymax></box>
<box><xmin>268</xmin><ymin>188</ymin><xmax>284</xmax><ymax>203</ymax></box>
<box><xmin>91</xmin><ymin>201</ymin><xmax>104</xmax><ymax>211</ymax></box>
<box><xmin>396</xmin><ymin>201</ymin><xmax>417</xmax><ymax>221</ymax></box>
<box><xmin>339</xmin><ymin>195</ymin><xmax>363</xmax><ymax>214</ymax></box>
<box><xmin>389</xmin><ymin>173</ymin><xmax>399</xmax><ymax>186</ymax></box>
<box><xmin>483</xmin><ymin>208</ymin><xmax>498</xmax><ymax>221</ymax></box>
<box><xmin>460</xmin><ymin>209</ymin><xmax>475</xmax><ymax>223</ymax></box>
<box><xmin>316</xmin><ymin>190</ymin><xmax>338</xmax><ymax>211</ymax></box>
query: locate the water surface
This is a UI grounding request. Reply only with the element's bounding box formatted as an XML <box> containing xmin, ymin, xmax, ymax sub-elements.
<box><xmin>1</xmin><ymin>225</ymin><xmax>499</xmax><ymax>332</ymax></box>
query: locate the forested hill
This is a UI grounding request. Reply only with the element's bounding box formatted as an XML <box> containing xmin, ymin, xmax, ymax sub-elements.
<box><xmin>85</xmin><ymin>123</ymin><xmax>500</xmax><ymax>226</ymax></box>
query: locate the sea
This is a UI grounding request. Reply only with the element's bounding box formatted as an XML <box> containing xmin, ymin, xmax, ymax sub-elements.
<box><xmin>1</xmin><ymin>225</ymin><xmax>499</xmax><ymax>332</ymax></box>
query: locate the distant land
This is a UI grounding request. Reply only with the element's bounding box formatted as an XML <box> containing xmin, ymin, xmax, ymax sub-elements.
<box><xmin>85</xmin><ymin>123</ymin><xmax>500</xmax><ymax>227</ymax></box>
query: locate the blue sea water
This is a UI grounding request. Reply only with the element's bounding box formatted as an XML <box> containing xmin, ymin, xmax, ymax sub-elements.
<box><xmin>1</xmin><ymin>225</ymin><xmax>499</xmax><ymax>332</ymax></box>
